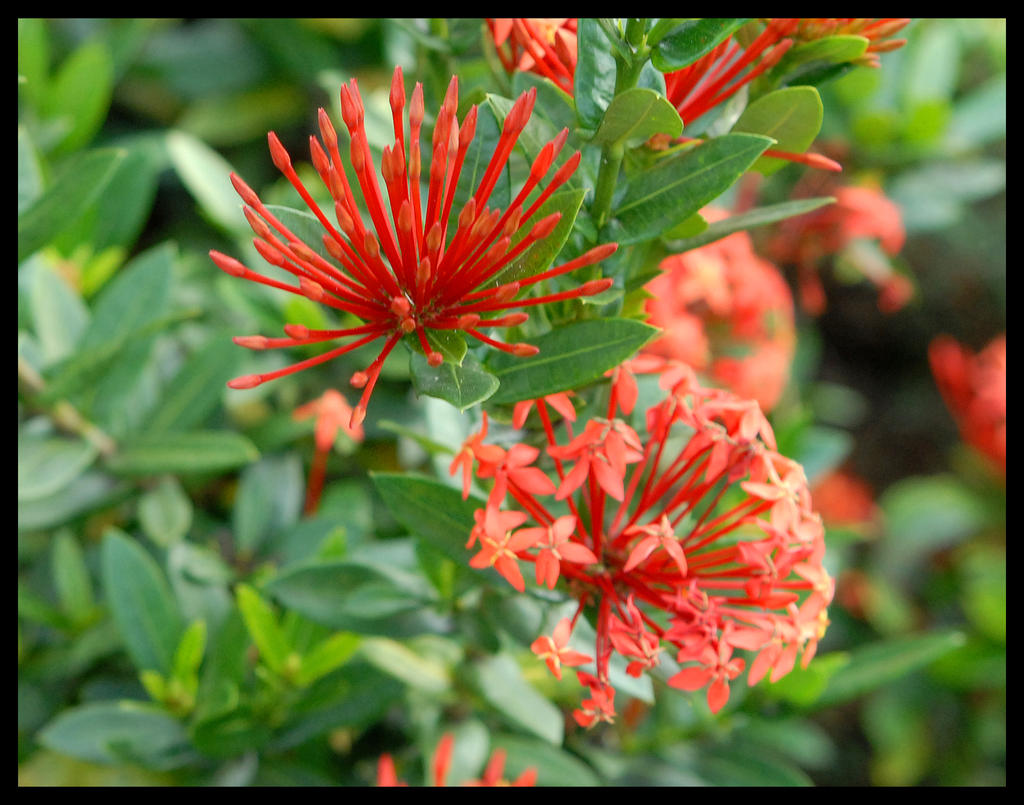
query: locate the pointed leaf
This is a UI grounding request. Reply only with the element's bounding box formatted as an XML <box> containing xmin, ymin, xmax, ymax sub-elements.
<box><xmin>107</xmin><ymin>431</ymin><xmax>259</xmax><ymax>476</ymax></box>
<box><xmin>574</xmin><ymin>19</ymin><xmax>617</xmax><ymax>129</ymax></box>
<box><xmin>410</xmin><ymin>350</ymin><xmax>499</xmax><ymax>411</ymax></box>
<box><xmin>486</xmin><ymin>318</ymin><xmax>658</xmax><ymax>404</ymax></box>
<box><xmin>470</xmin><ymin>653</ymin><xmax>563</xmax><ymax>744</ymax></box>
<box><xmin>650</xmin><ymin>18</ymin><xmax>751</xmax><ymax>72</ymax></box>
<box><xmin>731</xmin><ymin>86</ymin><xmax>824</xmax><ymax>175</ymax></box>
<box><xmin>665</xmin><ymin>197</ymin><xmax>836</xmax><ymax>251</ymax></box>
<box><xmin>591</xmin><ymin>88</ymin><xmax>683</xmax><ymax>149</ymax></box>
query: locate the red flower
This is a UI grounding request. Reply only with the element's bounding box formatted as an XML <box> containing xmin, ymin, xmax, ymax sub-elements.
<box><xmin>645</xmin><ymin>210</ymin><xmax>796</xmax><ymax>412</ymax></box>
<box><xmin>459</xmin><ymin>358</ymin><xmax>833</xmax><ymax>718</ymax></box>
<box><xmin>292</xmin><ymin>388</ymin><xmax>364</xmax><ymax>514</ymax></box>
<box><xmin>929</xmin><ymin>334</ymin><xmax>1006</xmax><ymax>475</ymax></box>
<box><xmin>212</xmin><ymin>66</ymin><xmax>616</xmax><ymax>426</ymax></box>
<box><xmin>769</xmin><ymin>182</ymin><xmax>909</xmax><ymax>315</ymax></box>
<box><xmin>467</xmin><ymin>507</ymin><xmax>537</xmax><ymax>592</ymax></box>
<box><xmin>378</xmin><ymin>732</ymin><xmax>536</xmax><ymax>786</ymax></box>
<box><xmin>487</xmin><ymin>19</ymin><xmax>578</xmax><ymax>94</ymax></box>
<box><xmin>530</xmin><ymin>616</ymin><xmax>593</xmax><ymax>679</ymax></box>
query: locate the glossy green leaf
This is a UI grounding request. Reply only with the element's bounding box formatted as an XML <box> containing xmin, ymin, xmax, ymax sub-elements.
<box><xmin>101</xmin><ymin>528</ymin><xmax>183</xmax><ymax>674</ymax></box>
<box><xmin>410</xmin><ymin>351</ymin><xmax>499</xmax><ymax>411</ymax></box>
<box><xmin>591</xmin><ymin>88</ymin><xmax>683</xmax><ymax>149</ymax></box>
<box><xmin>106</xmin><ymin>431</ymin><xmax>259</xmax><ymax>476</ymax></box>
<box><xmin>18</xmin><ymin>431</ymin><xmax>98</xmax><ymax>501</ymax></box>
<box><xmin>665</xmin><ymin>196</ymin><xmax>836</xmax><ymax>251</ymax></box>
<box><xmin>18</xmin><ymin>471</ymin><xmax>126</xmax><ymax>533</ymax></box>
<box><xmin>492</xmin><ymin>733</ymin><xmax>601</xmax><ymax>786</ymax></box>
<box><xmin>609</xmin><ymin>133</ymin><xmax>773</xmax><ymax>244</ymax></box>
<box><xmin>470</xmin><ymin>653</ymin><xmax>563</xmax><ymax>744</ymax></box>
<box><xmin>731</xmin><ymin>86</ymin><xmax>824</xmax><ymax>174</ymax></box>
<box><xmin>166</xmin><ymin>129</ymin><xmax>244</xmax><ymax>234</ymax></box>
<box><xmin>172</xmin><ymin>620</ymin><xmax>207</xmax><ymax>680</ymax></box>
<box><xmin>266</xmin><ymin>556</ymin><xmax>438</xmax><ymax>631</ymax></box>
<box><xmin>38</xmin><ymin>701</ymin><xmax>194</xmax><ymax>770</ymax></box>
<box><xmin>236</xmin><ymin>583</ymin><xmax>292</xmax><ymax>675</ymax></box>
<box><xmin>18</xmin><ymin>148</ymin><xmax>125</xmax><ymax>262</ymax></box>
<box><xmin>816</xmin><ymin>630</ymin><xmax>967</xmax><ymax>709</ymax></box>
<box><xmin>79</xmin><ymin>242</ymin><xmax>174</xmax><ymax>351</ymax></box>
<box><xmin>41</xmin><ymin>40</ymin><xmax>114</xmax><ymax>155</ymax></box>
<box><xmin>145</xmin><ymin>332</ymin><xmax>241</xmax><ymax>434</ymax></box>
<box><xmin>491</xmin><ymin>188</ymin><xmax>587</xmax><ymax>288</ymax></box>
<box><xmin>51</xmin><ymin>531</ymin><xmax>96</xmax><ymax>620</ymax></box>
<box><xmin>24</xmin><ymin>257</ymin><xmax>90</xmax><ymax>366</ymax></box>
<box><xmin>574</xmin><ymin>18</ymin><xmax>617</xmax><ymax>129</ymax></box>
<box><xmin>18</xmin><ymin>126</ymin><xmax>44</xmax><ymax>214</ymax></box>
<box><xmin>650</xmin><ymin>18</ymin><xmax>751</xmax><ymax>72</ymax></box>
<box><xmin>486</xmin><ymin>318</ymin><xmax>658</xmax><ymax>404</ymax></box>
<box><xmin>295</xmin><ymin>632</ymin><xmax>362</xmax><ymax>687</ymax></box>
<box><xmin>777</xmin><ymin>34</ymin><xmax>869</xmax><ymax>74</ymax></box>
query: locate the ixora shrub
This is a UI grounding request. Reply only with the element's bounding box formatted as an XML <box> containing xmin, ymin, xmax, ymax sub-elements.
<box><xmin>23</xmin><ymin>18</ymin><xmax>1003</xmax><ymax>787</ymax></box>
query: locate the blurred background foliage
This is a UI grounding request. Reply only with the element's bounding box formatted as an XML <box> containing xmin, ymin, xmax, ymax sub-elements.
<box><xmin>18</xmin><ymin>18</ymin><xmax>1004</xmax><ymax>786</ymax></box>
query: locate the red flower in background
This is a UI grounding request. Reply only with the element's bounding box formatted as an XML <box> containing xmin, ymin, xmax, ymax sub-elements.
<box><xmin>457</xmin><ymin>359</ymin><xmax>832</xmax><ymax>717</ymax></box>
<box><xmin>486</xmin><ymin>19</ymin><xmax>578</xmax><ymax>94</ymax></box>
<box><xmin>770</xmin><ymin>181</ymin><xmax>909</xmax><ymax>315</ymax></box>
<box><xmin>811</xmin><ymin>468</ymin><xmax>880</xmax><ymax>529</ymax></box>
<box><xmin>212</xmin><ymin>65</ymin><xmax>615</xmax><ymax>426</ymax></box>
<box><xmin>645</xmin><ymin>209</ymin><xmax>797</xmax><ymax>412</ymax></box>
<box><xmin>293</xmin><ymin>388</ymin><xmax>364</xmax><ymax>514</ymax></box>
<box><xmin>378</xmin><ymin>732</ymin><xmax>536</xmax><ymax>786</ymax></box>
<box><xmin>929</xmin><ymin>334</ymin><xmax>1006</xmax><ymax>475</ymax></box>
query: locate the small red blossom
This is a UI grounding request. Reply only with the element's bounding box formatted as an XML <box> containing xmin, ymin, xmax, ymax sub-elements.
<box><xmin>449</xmin><ymin>412</ymin><xmax>506</xmax><ymax>500</ymax></box>
<box><xmin>378</xmin><ymin>732</ymin><xmax>536</xmax><ymax>786</ymax></box>
<box><xmin>530</xmin><ymin>617</ymin><xmax>593</xmax><ymax>679</ymax></box>
<box><xmin>213</xmin><ymin>65</ymin><xmax>616</xmax><ymax>426</ymax></box>
<box><xmin>487</xmin><ymin>19</ymin><xmax>578</xmax><ymax>94</ymax></box>
<box><xmin>929</xmin><ymin>334</ymin><xmax>1006</xmax><ymax>475</ymax></box>
<box><xmin>467</xmin><ymin>507</ymin><xmax>536</xmax><ymax>592</ymax></box>
<box><xmin>293</xmin><ymin>389</ymin><xmax>363</xmax><ymax>514</ymax></box>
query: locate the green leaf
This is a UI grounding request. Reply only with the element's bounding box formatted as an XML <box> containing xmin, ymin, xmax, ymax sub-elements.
<box><xmin>233</xmin><ymin>455</ymin><xmax>304</xmax><ymax>556</ymax></box>
<box><xmin>166</xmin><ymin>128</ymin><xmax>244</xmax><ymax>234</ymax></box>
<box><xmin>79</xmin><ymin>242</ymin><xmax>175</xmax><ymax>351</ymax></box>
<box><xmin>40</xmin><ymin>40</ymin><xmax>114</xmax><ymax>155</ymax></box>
<box><xmin>38</xmin><ymin>701</ymin><xmax>194</xmax><ymax>770</ymax></box>
<box><xmin>371</xmin><ymin>473</ymin><xmax>483</xmax><ymax>564</ymax></box>
<box><xmin>650</xmin><ymin>18</ymin><xmax>751</xmax><ymax>72</ymax></box>
<box><xmin>410</xmin><ymin>351</ymin><xmax>499</xmax><ymax>411</ymax></box>
<box><xmin>358</xmin><ymin>637</ymin><xmax>450</xmax><ymax>694</ymax></box>
<box><xmin>665</xmin><ymin>197</ymin><xmax>836</xmax><ymax>252</ymax></box>
<box><xmin>491</xmin><ymin>188</ymin><xmax>587</xmax><ymax>288</ymax></box>
<box><xmin>18</xmin><ymin>148</ymin><xmax>125</xmax><ymax>263</ymax></box>
<box><xmin>591</xmin><ymin>88</ymin><xmax>683</xmax><ymax>149</ymax></box>
<box><xmin>491</xmin><ymin>733</ymin><xmax>601</xmax><ymax>786</ymax></box>
<box><xmin>486</xmin><ymin>318</ymin><xmax>658</xmax><ymax>404</ymax></box>
<box><xmin>51</xmin><ymin>531</ymin><xmax>96</xmax><ymax>620</ymax></box>
<box><xmin>731</xmin><ymin>86</ymin><xmax>824</xmax><ymax>175</ymax></box>
<box><xmin>235</xmin><ymin>583</ymin><xmax>292</xmax><ymax>675</ymax></box>
<box><xmin>18</xmin><ymin>471</ymin><xmax>126</xmax><ymax>533</ymax></box>
<box><xmin>138</xmin><ymin>477</ymin><xmax>193</xmax><ymax>548</ymax></box>
<box><xmin>262</xmin><ymin>204</ymin><xmax>337</xmax><ymax>266</ymax></box>
<box><xmin>266</xmin><ymin>557</ymin><xmax>438</xmax><ymax>631</ymax></box>
<box><xmin>816</xmin><ymin>630</ymin><xmax>967</xmax><ymax>709</ymax></box>
<box><xmin>18</xmin><ymin>126</ymin><xmax>44</xmax><ymax>214</ymax></box>
<box><xmin>295</xmin><ymin>632</ymin><xmax>362</xmax><ymax>687</ymax></box>
<box><xmin>106</xmin><ymin>431</ymin><xmax>259</xmax><ymax>476</ymax></box>
<box><xmin>144</xmin><ymin>332</ymin><xmax>242</xmax><ymax>434</ymax></box>
<box><xmin>609</xmin><ymin>133</ymin><xmax>773</xmax><ymax>244</ymax></box>
<box><xmin>172</xmin><ymin>620</ymin><xmax>207</xmax><ymax>680</ymax></box>
<box><xmin>101</xmin><ymin>528</ymin><xmax>183</xmax><ymax>674</ymax></box>
<box><xmin>470</xmin><ymin>654</ymin><xmax>563</xmax><ymax>744</ymax></box>
<box><xmin>18</xmin><ymin>430</ymin><xmax>98</xmax><ymax>502</ymax></box>
<box><xmin>24</xmin><ymin>257</ymin><xmax>90</xmax><ymax>367</ymax></box>
<box><xmin>574</xmin><ymin>19</ymin><xmax>617</xmax><ymax>129</ymax></box>
<box><xmin>777</xmin><ymin>34</ymin><xmax>869</xmax><ymax>74</ymax></box>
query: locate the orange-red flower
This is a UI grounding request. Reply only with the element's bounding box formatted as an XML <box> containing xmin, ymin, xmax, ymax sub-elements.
<box><xmin>487</xmin><ymin>19</ymin><xmax>578</xmax><ymax>94</ymax></box>
<box><xmin>531</xmin><ymin>616</ymin><xmax>593</xmax><ymax>679</ymax></box>
<box><xmin>378</xmin><ymin>732</ymin><xmax>536</xmax><ymax>786</ymax></box>
<box><xmin>929</xmin><ymin>334</ymin><xmax>1006</xmax><ymax>475</ymax></box>
<box><xmin>459</xmin><ymin>359</ymin><xmax>832</xmax><ymax>717</ymax></box>
<box><xmin>645</xmin><ymin>210</ymin><xmax>797</xmax><ymax>412</ymax></box>
<box><xmin>769</xmin><ymin>182</ymin><xmax>909</xmax><ymax>315</ymax></box>
<box><xmin>213</xmin><ymin>66</ymin><xmax>615</xmax><ymax>426</ymax></box>
<box><xmin>293</xmin><ymin>388</ymin><xmax>364</xmax><ymax>514</ymax></box>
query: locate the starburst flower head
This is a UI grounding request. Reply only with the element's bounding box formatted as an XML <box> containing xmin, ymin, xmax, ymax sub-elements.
<box><xmin>457</xmin><ymin>359</ymin><xmax>832</xmax><ymax>717</ymax></box>
<box><xmin>212</xmin><ymin>66</ymin><xmax>616</xmax><ymax>426</ymax></box>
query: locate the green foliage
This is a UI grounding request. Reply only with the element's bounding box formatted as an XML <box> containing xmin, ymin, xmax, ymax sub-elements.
<box><xmin>18</xmin><ymin>18</ymin><xmax>1004</xmax><ymax>788</ymax></box>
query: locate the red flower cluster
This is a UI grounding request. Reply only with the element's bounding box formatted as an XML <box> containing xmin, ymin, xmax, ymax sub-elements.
<box><xmin>645</xmin><ymin>210</ymin><xmax>796</xmax><ymax>412</ymax></box>
<box><xmin>811</xmin><ymin>468</ymin><xmax>879</xmax><ymax>529</ymax></box>
<box><xmin>453</xmin><ymin>358</ymin><xmax>832</xmax><ymax>718</ymax></box>
<box><xmin>929</xmin><ymin>334</ymin><xmax>1006</xmax><ymax>475</ymax></box>
<box><xmin>487</xmin><ymin>19</ymin><xmax>578</xmax><ymax>94</ymax></box>
<box><xmin>211</xmin><ymin>66</ymin><xmax>615</xmax><ymax>426</ymax></box>
<box><xmin>377</xmin><ymin>732</ymin><xmax>536</xmax><ymax>787</ymax></box>
<box><xmin>770</xmin><ymin>182</ymin><xmax>909</xmax><ymax>314</ymax></box>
